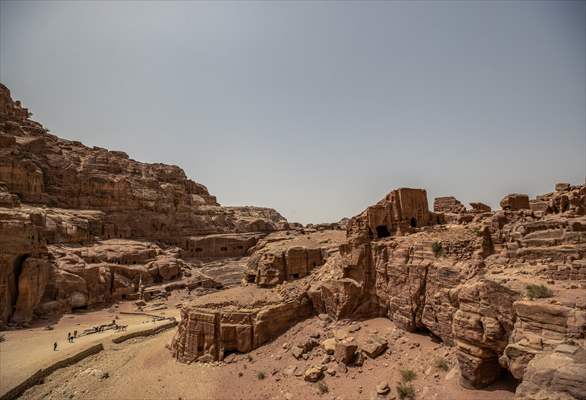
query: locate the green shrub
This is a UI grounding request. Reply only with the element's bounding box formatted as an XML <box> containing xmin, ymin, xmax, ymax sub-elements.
<box><xmin>397</xmin><ymin>382</ymin><xmax>415</xmax><ymax>399</ymax></box>
<box><xmin>400</xmin><ymin>368</ymin><xmax>417</xmax><ymax>382</ymax></box>
<box><xmin>316</xmin><ymin>381</ymin><xmax>329</xmax><ymax>394</ymax></box>
<box><xmin>526</xmin><ymin>284</ymin><xmax>553</xmax><ymax>299</ymax></box>
<box><xmin>434</xmin><ymin>358</ymin><xmax>449</xmax><ymax>371</ymax></box>
<box><xmin>431</xmin><ymin>242</ymin><xmax>444</xmax><ymax>257</ymax></box>
<box><xmin>256</xmin><ymin>371</ymin><xmax>265</xmax><ymax>380</ymax></box>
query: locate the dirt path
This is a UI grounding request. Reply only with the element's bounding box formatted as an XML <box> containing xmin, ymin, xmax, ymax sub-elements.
<box><xmin>0</xmin><ymin>301</ymin><xmax>179</xmax><ymax>397</ymax></box>
<box><xmin>17</xmin><ymin>317</ymin><xmax>517</xmax><ymax>400</ymax></box>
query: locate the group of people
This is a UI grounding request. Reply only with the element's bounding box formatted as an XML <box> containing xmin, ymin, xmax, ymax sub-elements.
<box><xmin>52</xmin><ymin>330</ymin><xmax>78</xmax><ymax>351</ymax></box>
<box><xmin>67</xmin><ymin>330</ymin><xmax>78</xmax><ymax>342</ymax></box>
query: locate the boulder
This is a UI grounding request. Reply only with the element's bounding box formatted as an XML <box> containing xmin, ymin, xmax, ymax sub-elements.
<box><xmin>335</xmin><ymin>338</ymin><xmax>358</xmax><ymax>365</ymax></box>
<box><xmin>500</xmin><ymin>194</ymin><xmax>530</xmax><ymax>211</ymax></box>
<box><xmin>322</xmin><ymin>338</ymin><xmax>336</xmax><ymax>355</ymax></box>
<box><xmin>303</xmin><ymin>365</ymin><xmax>324</xmax><ymax>382</ymax></box>
<box><xmin>359</xmin><ymin>334</ymin><xmax>388</xmax><ymax>358</ymax></box>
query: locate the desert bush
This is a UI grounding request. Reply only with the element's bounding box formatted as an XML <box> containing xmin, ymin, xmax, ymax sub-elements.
<box><xmin>432</xmin><ymin>242</ymin><xmax>444</xmax><ymax>257</ymax></box>
<box><xmin>256</xmin><ymin>371</ymin><xmax>265</xmax><ymax>380</ymax></box>
<box><xmin>526</xmin><ymin>284</ymin><xmax>553</xmax><ymax>299</ymax></box>
<box><xmin>434</xmin><ymin>357</ymin><xmax>449</xmax><ymax>371</ymax></box>
<box><xmin>400</xmin><ymin>368</ymin><xmax>417</xmax><ymax>382</ymax></box>
<box><xmin>397</xmin><ymin>382</ymin><xmax>415</xmax><ymax>399</ymax></box>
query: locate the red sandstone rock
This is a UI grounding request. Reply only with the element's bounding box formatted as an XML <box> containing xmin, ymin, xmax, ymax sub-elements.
<box><xmin>500</xmin><ymin>193</ymin><xmax>530</xmax><ymax>211</ymax></box>
<box><xmin>434</xmin><ymin>196</ymin><xmax>466</xmax><ymax>214</ymax></box>
<box><xmin>0</xmin><ymin>84</ymin><xmax>287</xmax><ymax>325</ymax></box>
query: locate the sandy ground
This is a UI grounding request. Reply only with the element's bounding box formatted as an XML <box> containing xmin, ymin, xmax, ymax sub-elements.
<box><xmin>0</xmin><ymin>298</ymin><xmax>180</xmax><ymax>397</ymax></box>
<box><xmin>15</xmin><ymin>315</ymin><xmax>516</xmax><ymax>400</ymax></box>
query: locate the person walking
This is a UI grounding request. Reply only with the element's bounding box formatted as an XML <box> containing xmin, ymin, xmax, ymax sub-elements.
<box><xmin>53</xmin><ymin>342</ymin><xmax>58</xmax><ymax>351</ymax></box>
<box><xmin>73</xmin><ymin>330</ymin><xmax>77</xmax><ymax>338</ymax></box>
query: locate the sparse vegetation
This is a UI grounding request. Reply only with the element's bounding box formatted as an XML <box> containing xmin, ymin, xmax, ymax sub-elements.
<box><xmin>397</xmin><ymin>382</ymin><xmax>415</xmax><ymax>399</ymax></box>
<box><xmin>400</xmin><ymin>368</ymin><xmax>417</xmax><ymax>382</ymax></box>
<box><xmin>434</xmin><ymin>357</ymin><xmax>449</xmax><ymax>371</ymax></box>
<box><xmin>316</xmin><ymin>381</ymin><xmax>329</xmax><ymax>394</ymax></box>
<box><xmin>526</xmin><ymin>284</ymin><xmax>553</xmax><ymax>299</ymax></box>
<box><xmin>256</xmin><ymin>371</ymin><xmax>266</xmax><ymax>380</ymax></box>
<box><xmin>432</xmin><ymin>241</ymin><xmax>444</xmax><ymax>257</ymax></box>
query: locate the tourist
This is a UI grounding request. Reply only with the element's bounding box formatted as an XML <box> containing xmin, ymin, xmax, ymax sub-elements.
<box><xmin>73</xmin><ymin>330</ymin><xmax>77</xmax><ymax>338</ymax></box>
<box><xmin>53</xmin><ymin>342</ymin><xmax>57</xmax><ymax>351</ymax></box>
<box><xmin>67</xmin><ymin>332</ymin><xmax>71</xmax><ymax>343</ymax></box>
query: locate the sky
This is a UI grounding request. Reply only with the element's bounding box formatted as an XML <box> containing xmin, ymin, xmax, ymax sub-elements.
<box><xmin>1</xmin><ymin>1</ymin><xmax>585</xmax><ymax>224</ymax></box>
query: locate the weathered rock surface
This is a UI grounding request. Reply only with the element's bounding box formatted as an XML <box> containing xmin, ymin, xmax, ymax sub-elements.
<box><xmin>300</xmin><ymin>183</ymin><xmax>585</xmax><ymax>395</ymax></box>
<box><xmin>501</xmin><ymin>194</ymin><xmax>530</xmax><ymax>211</ymax></box>
<box><xmin>0</xmin><ymin>83</ymin><xmax>287</xmax><ymax>325</ymax></box>
<box><xmin>514</xmin><ymin>346</ymin><xmax>586</xmax><ymax>400</ymax></box>
<box><xmin>171</xmin><ymin>285</ymin><xmax>313</xmax><ymax>362</ymax></box>
<box><xmin>434</xmin><ymin>196</ymin><xmax>466</xmax><ymax>214</ymax></box>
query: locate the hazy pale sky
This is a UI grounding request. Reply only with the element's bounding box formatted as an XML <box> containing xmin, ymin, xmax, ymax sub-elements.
<box><xmin>1</xmin><ymin>1</ymin><xmax>585</xmax><ymax>223</ymax></box>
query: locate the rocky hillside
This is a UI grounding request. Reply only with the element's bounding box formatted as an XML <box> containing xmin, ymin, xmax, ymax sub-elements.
<box><xmin>172</xmin><ymin>185</ymin><xmax>585</xmax><ymax>400</ymax></box>
<box><xmin>0</xmin><ymin>83</ymin><xmax>288</xmax><ymax>327</ymax></box>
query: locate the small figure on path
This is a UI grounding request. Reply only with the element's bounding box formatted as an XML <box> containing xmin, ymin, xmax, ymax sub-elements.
<box><xmin>53</xmin><ymin>342</ymin><xmax>58</xmax><ymax>351</ymax></box>
<box><xmin>67</xmin><ymin>332</ymin><xmax>71</xmax><ymax>343</ymax></box>
<box><xmin>73</xmin><ymin>330</ymin><xmax>77</xmax><ymax>338</ymax></box>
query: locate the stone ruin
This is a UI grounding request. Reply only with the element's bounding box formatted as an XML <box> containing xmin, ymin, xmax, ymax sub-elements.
<box><xmin>364</xmin><ymin>188</ymin><xmax>437</xmax><ymax>239</ymax></box>
<box><xmin>171</xmin><ymin>286</ymin><xmax>313</xmax><ymax>362</ymax></box>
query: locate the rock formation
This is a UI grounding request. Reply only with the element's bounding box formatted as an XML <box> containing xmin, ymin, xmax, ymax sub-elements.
<box><xmin>169</xmin><ymin>182</ymin><xmax>583</xmax><ymax>398</ymax></box>
<box><xmin>0</xmin><ymin>83</ymin><xmax>287</xmax><ymax>326</ymax></box>
<box><xmin>434</xmin><ymin>196</ymin><xmax>466</xmax><ymax>214</ymax></box>
<box><xmin>2</xmin><ymin>82</ymin><xmax>585</xmax><ymax>400</ymax></box>
<box><xmin>171</xmin><ymin>285</ymin><xmax>313</xmax><ymax>362</ymax></box>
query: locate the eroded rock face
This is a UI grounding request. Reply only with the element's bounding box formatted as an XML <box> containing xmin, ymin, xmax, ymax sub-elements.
<box><xmin>434</xmin><ymin>196</ymin><xmax>466</xmax><ymax>214</ymax></box>
<box><xmin>181</xmin><ymin>233</ymin><xmax>262</xmax><ymax>259</ymax></box>
<box><xmin>247</xmin><ymin>246</ymin><xmax>324</xmax><ymax>287</ymax></box>
<box><xmin>364</xmin><ymin>188</ymin><xmax>437</xmax><ymax>239</ymax></box>
<box><xmin>470</xmin><ymin>202</ymin><xmax>491</xmax><ymax>213</ymax></box>
<box><xmin>501</xmin><ymin>194</ymin><xmax>530</xmax><ymax>211</ymax></box>
<box><xmin>0</xmin><ymin>83</ymin><xmax>287</xmax><ymax>325</ymax></box>
<box><xmin>171</xmin><ymin>285</ymin><xmax>313</xmax><ymax>362</ymax></box>
<box><xmin>303</xmin><ymin>185</ymin><xmax>586</xmax><ymax>394</ymax></box>
<box><xmin>501</xmin><ymin>301</ymin><xmax>586</xmax><ymax>380</ymax></box>
<box><xmin>514</xmin><ymin>346</ymin><xmax>586</xmax><ymax>400</ymax></box>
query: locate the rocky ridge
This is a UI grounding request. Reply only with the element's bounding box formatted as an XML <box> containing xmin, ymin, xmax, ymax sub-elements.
<box><xmin>0</xmin><ymin>83</ymin><xmax>288</xmax><ymax>327</ymax></box>
<box><xmin>172</xmin><ymin>184</ymin><xmax>585</xmax><ymax>400</ymax></box>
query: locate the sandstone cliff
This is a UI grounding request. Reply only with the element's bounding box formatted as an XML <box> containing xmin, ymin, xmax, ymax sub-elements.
<box><xmin>0</xmin><ymin>83</ymin><xmax>287</xmax><ymax>326</ymax></box>
<box><xmin>171</xmin><ymin>183</ymin><xmax>585</xmax><ymax>400</ymax></box>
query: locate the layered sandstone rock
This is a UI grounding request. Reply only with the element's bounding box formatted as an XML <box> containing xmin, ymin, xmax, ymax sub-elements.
<box><xmin>514</xmin><ymin>345</ymin><xmax>586</xmax><ymax>400</ymax></box>
<box><xmin>364</xmin><ymin>188</ymin><xmax>438</xmax><ymax>239</ymax></box>
<box><xmin>501</xmin><ymin>193</ymin><xmax>530</xmax><ymax>211</ymax></box>
<box><xmin>181</xmin><ymin>233</ymin><xmax>262</xmax><ymax>258</ymax></box>
<box><xmin>470</xmin><ymin>202</ymin><xmax>491</xmax><ymax>213</ymax></box>
<box><xmin>243</xmin><ymin>230</ymin><xmax>345</xmax><ymax>287</ymax></box>
<box><xmin>0</xmin><ymin>83</ymin><xmax>287</xmax><ymax>325</ymax></box>
<box><xmin>530</xmin><ymin>183</ymin><xmax>586</xmax><ymax>216</ymax></box>
<box><xmin>434</xmin><ymin>196</ymin><xmax>466</xmax><ymax>214</ymax></box>
<box><xmin>303</xmin><ymin>184</ymin><xmax>585</xmax><ymax>395</ymax></box>
<box><xmin>171</xmin><ymin>285</ymin><xmax>313</xmax><ymax>362</ymax></box>
<box><xmin>246</xmin><ymin>246</ymin><xmax>324</xmax><ymax>287</ymax></box>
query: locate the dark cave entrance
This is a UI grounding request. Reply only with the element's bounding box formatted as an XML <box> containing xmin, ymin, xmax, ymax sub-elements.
<box><xmin>415</xmin><ymin>324</ymin><xmax>442</xmax><ymax>343</ymax></box>
<box><xmin>376</xmin><ymin>225</ymin><xmax>390</xmax><ymax>238</ymax></box>
<box><xmin>410</xmin><ymin>217</ymin><xmax>417</xmax><ymax>228</ymax></box>
<box><xmin>11</xmin><ymin>254</ymin><xmax>30</xmax><ymax>307</ymax></box>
